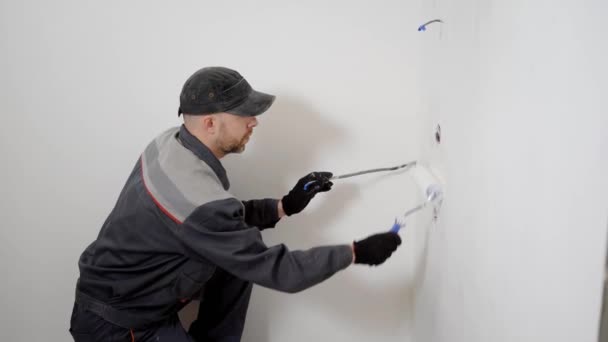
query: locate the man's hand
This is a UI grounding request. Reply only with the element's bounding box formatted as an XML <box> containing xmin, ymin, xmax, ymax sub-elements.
<box><xmin>281</xmin><ymin>172</ymin><xmax>333</xmax><ymax>216</ymax></box>
<box><xmin>353</xmin><ymin>232</ymin><xmax>401</xmax><ymax>266</ymax></box>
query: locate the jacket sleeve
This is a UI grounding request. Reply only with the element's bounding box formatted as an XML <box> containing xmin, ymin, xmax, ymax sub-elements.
<box><xmin>178</xmin><ymin>197</ymin><xmax>353</xmax><ymax>293</ymax></box>
<box><xmin>241</xmin><ymin>198</ymin><xmax>281</xmax><ymax>230</ymax></box>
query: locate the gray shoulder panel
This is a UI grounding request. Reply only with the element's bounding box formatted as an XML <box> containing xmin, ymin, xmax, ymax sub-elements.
<box><xmin>141</xmin><ymin>127</ymin><xmax>233</xmax><ymax>223</ymax></box>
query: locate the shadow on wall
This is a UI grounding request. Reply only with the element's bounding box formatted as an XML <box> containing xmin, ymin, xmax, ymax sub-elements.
<box><xmin>224</xmin><ymin>93</ymin><xmax>360</xmax><ymax>245</ymax></box>
<box><xmin>179</xmin><ymin>95</ymin><xmax>418</xmax><ymax>339</ymax></box>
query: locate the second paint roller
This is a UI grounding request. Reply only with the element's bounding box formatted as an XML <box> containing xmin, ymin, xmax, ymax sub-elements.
<box><xmin>390</xmin><ymin>164</ymin><xmax>444</xmax><ymax>233</ymax></box>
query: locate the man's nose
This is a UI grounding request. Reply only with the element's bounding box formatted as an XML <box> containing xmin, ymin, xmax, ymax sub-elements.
<box><xmin>248</xmin><ymin>117</ymin><xmax>258</xmax><ymax>128</ymax></box>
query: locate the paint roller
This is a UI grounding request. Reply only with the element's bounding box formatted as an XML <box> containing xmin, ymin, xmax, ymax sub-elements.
<box><xmin>303</xmin><ymin>161</ymin><xmax>417</xmax><ymax>191</ymax></box>
<box><xmin>303</xmin><ymin>161</ymin><xmax>444</xmax><ymax>233</ymax></box>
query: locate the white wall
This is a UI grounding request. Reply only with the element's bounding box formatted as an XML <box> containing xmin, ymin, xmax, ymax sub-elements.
<box><xmin>1</xmin><ymin>0</ymin><xmax>606</xmax><ymax>341</ymax></box>
<box><xmin>413</xmin><ymin>0</ymin><xmax>608</xmax><ymax>341</ymax></box>
<box><xmin>1</xmin><ymin>1</ymin><xmax>423</xmax><ymax>341</ymax></box>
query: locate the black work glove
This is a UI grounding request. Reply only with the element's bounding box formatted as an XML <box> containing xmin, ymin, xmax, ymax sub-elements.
<box><xmin>353</xmin><ymin>232</ymin><xmax>402</xmax><ymax>266</ymax></box>
<box><xmin>281</xmin><ymin>172</ymin><xmax>333</xmax><ymax>216</ymax></box>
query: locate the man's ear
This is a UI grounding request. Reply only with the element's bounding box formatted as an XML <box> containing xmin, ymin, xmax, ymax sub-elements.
<box><xmin>201</xmin><ymin>115</ymin><xmax>217</xmax><ymax>133</ymax></box>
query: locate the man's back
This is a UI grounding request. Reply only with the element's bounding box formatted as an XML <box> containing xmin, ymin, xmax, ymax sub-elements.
<box><xmin>77</xmin><ymin>127</ymin><xmax>222</xmax><ymax>327</ymax></box>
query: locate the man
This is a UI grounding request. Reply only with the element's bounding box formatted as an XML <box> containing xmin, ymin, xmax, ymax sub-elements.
<box><xmin>69</xmin><ymin>66</ymin><xmax>402</xmax><ymax>342</ymax></box>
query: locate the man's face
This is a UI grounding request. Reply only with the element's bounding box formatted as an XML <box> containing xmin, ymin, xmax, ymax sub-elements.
<box><xmin>216</xmin><ymin>113</ymin><xmax>258</xmax><ymax>155</ymax></box>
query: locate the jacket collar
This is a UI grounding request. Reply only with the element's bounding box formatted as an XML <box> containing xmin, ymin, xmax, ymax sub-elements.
<box><xmin>177</xmin><ymin>125</ymin><xmax>230</xmax><ymax>190</ymax></box>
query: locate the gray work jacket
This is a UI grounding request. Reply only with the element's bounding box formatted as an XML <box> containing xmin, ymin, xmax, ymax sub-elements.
<box><xmin>75</xmin><ymin>125</ymin><xmax>352</xmax><ymax>328</ymax></box>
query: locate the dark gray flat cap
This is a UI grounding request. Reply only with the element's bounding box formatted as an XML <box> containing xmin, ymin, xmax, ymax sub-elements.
<box><xmin>178</xmin><ymin>66</ymin><xmax>276</xmax><ymax>117</ymax></box>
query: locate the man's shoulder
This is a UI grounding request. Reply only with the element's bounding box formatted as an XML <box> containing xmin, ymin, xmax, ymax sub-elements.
<box><xmin>140</xmin><ymin>126</ymin><xmax>230</xmax><ymax>223</ymax></box>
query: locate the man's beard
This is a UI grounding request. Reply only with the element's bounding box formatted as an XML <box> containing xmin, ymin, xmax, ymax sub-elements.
<box><xmin>220</xmin><ymin>134</ymin><xmax>250</xmax><ymax>155</ymax></box>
